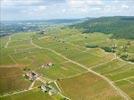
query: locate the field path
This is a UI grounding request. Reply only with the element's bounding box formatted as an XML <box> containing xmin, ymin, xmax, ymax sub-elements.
<box><xmin>31</xmin><ymin>39</ymin><xmax>132</xmax><ymax>100</ymax></box>
<box><xmin>0</xmin><ymin>87</ymin><xmax>37</xmax><ymax>97</ymax></box>
<box><xmin>90</xmin><ymin>57</ymin><xmax>116</xmax><ymax>69</ymax></box>
<box><xmin>54</xmin><ymin>81</ymin><xmax>71</xmax><ymax>100</ymax></box>
<box><xmin>5</xmin><ymin>36</ymin><xmax>11</xmax><ymax>48</ymax></box>
<box><xmin>28</xmin><ymin>80</ymin><xmax>36</xmax><ymax>90</ymax></box>
<box><xmin>115</xmin><ymin>76</ymin><xmax>134</xmax><ymax>83</ymax></box>
<box><xmin>37</xmin><ymin>77</ymin><xmax>47</xmax><ymax>84</ymax></box>
<box><xmin>54</xmin><ymin>81</ymin><xmax>62</xmax><ymax>92</ymax></box>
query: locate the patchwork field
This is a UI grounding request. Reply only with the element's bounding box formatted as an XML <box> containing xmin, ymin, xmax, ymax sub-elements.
<box><xmin>0</xmin><ymin>28</ymin><xmax>134</xmax><ymax>100</ymax></box>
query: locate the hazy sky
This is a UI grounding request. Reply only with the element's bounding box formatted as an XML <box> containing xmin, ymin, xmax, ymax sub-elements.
<box><xmin>1</xmin><ymin>0</ymin><xmax>134</xmax><ymax>20</ymax></box>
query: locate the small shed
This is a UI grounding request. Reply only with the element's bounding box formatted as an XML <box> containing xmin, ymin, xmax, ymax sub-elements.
<box><xmin>41</xmin><ymin>62</ymin><xmax>54</xmax><ymax>68</ymax></box>
<box><xmin>41</xmin><ymin>85</ymin><xmax>50</xmax><ymax>92</ymax></box>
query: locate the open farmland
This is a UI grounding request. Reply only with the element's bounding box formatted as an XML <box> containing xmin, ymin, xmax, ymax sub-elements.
<box><xmin>0</xmin><ymin>27</ymin><xmax>134</xmax><ymax>100</ymax></box>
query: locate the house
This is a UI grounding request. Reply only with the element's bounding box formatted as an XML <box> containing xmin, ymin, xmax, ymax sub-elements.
<box><xmin>25</xmin><ymin>71</ymin><xmax>38</xmax><ymax>81</ymax></box>
<box><xmin>48</xmin><ymin>62</ymin><xmax>53</xmax><ymax>66</ymax></box>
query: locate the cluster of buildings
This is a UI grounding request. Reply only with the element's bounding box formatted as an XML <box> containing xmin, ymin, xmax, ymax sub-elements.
<box><xmin>23</xmin><ymin>62</ymin><xmax>60</xmax><ymax>96</ymax></box>
<box><xmin>24</xmin><ymin>70</ymin><xmax>57</xmax><ymax>96</ymax></box>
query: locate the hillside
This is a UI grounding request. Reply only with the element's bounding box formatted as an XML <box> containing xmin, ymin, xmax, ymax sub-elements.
<box><xmin>71</xmin><ymin>16</ymin><xmax>134</xmax><ymax>39</ymax></box>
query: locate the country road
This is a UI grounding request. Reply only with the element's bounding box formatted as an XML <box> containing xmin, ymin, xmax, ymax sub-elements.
<box><xmin>4</xmin><ymin>36</ymin><xmax>11</xmax><ymax>48</ymax></box>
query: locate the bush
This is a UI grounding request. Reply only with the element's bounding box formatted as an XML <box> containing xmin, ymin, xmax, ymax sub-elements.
<box><xmin>128</xmin><ymin>58</ymin><xmax>134</xmax><ymax>62</ymax></box>
<box><xmin>86</xmin><ymin>45</ymin><xmax>98</xmax><ymax>48</ymax></box>
<box><xmin>120</xmin><ymin>54</ymin><xmax>128</xmax><ymax>60</ymax></box>
<box><xmin>101</xmin><ymin>47</ymin><xmax>114</xmax><ymax>52</ymax></box>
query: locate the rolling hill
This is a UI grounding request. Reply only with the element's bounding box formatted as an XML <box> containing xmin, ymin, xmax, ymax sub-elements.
<box><xmin>71</xmin><ymin>16</ymin><xmax>134</xmax><ymax>39</ymax></box>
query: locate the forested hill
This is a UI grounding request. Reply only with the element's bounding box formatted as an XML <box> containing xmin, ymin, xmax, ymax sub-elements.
<box><xmin>71</xmin><ymin>16</ymin><xmax>134</xmax><ymax>39</ymax></box>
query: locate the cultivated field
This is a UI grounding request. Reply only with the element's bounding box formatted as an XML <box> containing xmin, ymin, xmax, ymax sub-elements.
<box><xmin>57</xmin><ymin>72</ymin><xmax>123</xmax><ymax>100</ymax></box>
<box><xmin>0</xmin><ymin>67</ymin><xmax>31</xmax><ymax>95</ymax></box>
<box><xmin>92</xmin><ymin>59</ymin><xmax>134</xmax><ymax>99</ymax></box>
<box><xmin>0</xmin><ymin>28</ymin><xmax>134</xmax><ymax>100</ymax></box>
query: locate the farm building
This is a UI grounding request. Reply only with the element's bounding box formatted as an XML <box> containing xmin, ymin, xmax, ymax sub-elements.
<box><xmin>41</xmin><ymin>62</ymin><xmax>54</xmax><ymax>68</ymax></box>
<box><xmin>25</xmin><ymin>71</ymin><xmax>38</xmax><ymax>81</ymax></box>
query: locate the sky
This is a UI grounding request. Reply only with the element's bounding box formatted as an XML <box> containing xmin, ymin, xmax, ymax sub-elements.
<box><xmin>1</xmin><ymin>0</ymin><xmax>134</xmax><ymax>20</ymax></box>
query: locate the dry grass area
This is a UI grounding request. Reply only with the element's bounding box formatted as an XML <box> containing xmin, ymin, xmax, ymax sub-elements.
<box><xmin>0</xmin><ymin>67</ymin><xmax>31</xmax><ymax>95</ymax></box>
